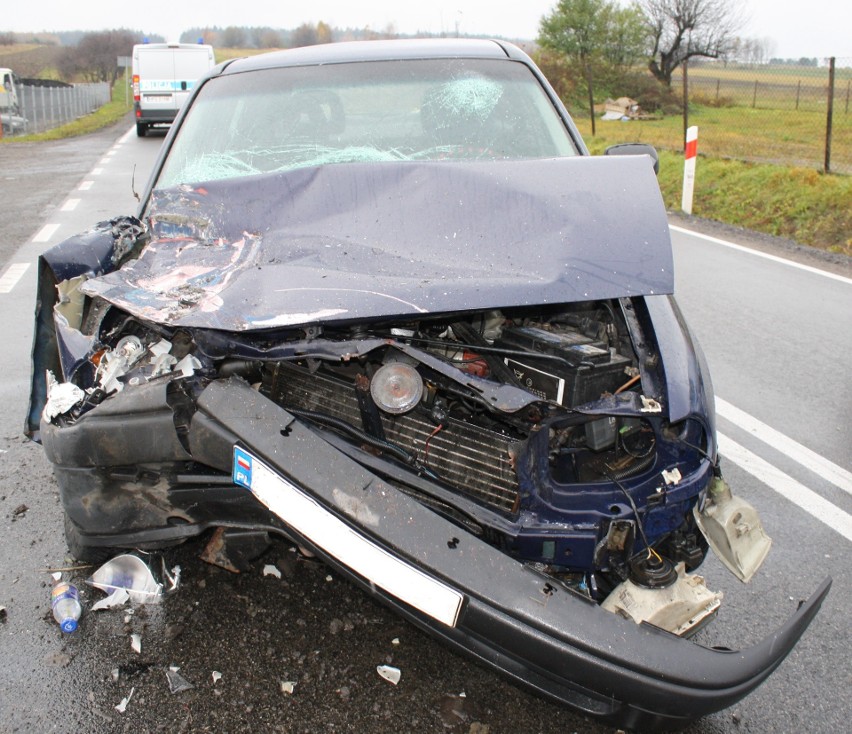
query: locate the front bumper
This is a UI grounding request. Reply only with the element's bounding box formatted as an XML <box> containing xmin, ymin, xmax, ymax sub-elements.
<box><xmin>187</xmin><ymin>378</ymin><xmax>830</xmax><ymax>731</ymax></box>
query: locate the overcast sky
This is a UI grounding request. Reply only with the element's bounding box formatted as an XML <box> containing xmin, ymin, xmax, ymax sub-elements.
<box><xmin>6</xmin><ymin>0</ymin><xmax>851</xmax><ymax>59</ymax></box>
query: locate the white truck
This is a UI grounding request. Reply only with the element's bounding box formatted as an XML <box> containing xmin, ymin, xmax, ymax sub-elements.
<box><xmin>132</xmin><ymin>42</ymin><xmax>215</xmax><ymax>137</ymax></box>
<box><xmin>0</xmin><ymin>67</ymin><xmax>25</xmax><ymax>135</ymax></box>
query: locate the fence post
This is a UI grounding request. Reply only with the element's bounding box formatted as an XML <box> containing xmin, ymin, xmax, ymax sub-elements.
<box><xmin>796</xmin><ymin>80</ymin><xmax>801</xmax><ymax>110</ymax></box>
<box><xmin>715</xmin><ymin>78</ymin><xmax>720</xmax><ymax>102</ymax></box>
<box><xmin>752</xmin><ymin>80</ymin><xmax>758</xmax><ymax>108</ymax></box>
<box><xmin>824</xmin><ymin>57</ymin><xmax>835</xmax><ymax>174</ymax></box>
<box><xmin>845</xmin><ymin>79</ymin><xmax>850</xmax><ymax>115</ymax></box>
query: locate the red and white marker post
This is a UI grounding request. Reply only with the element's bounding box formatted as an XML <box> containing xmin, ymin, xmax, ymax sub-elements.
<box><xmin>681</xmin><ymin>126</ymin><xmax>698</xmax><ymax>215</ymax></box>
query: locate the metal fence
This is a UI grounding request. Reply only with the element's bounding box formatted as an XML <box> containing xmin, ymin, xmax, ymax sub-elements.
<box><xmin>1</xmin><ymin>81</ymin><xmax>111</xmax><ymax>136</ymax></box>
<box><xmin>677</xmin><ymin>57</ymin><xmax>851</xmax><ymax>174</ymax></box>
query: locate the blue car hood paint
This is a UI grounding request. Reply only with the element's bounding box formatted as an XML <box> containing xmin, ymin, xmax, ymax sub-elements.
<box><xmin>81</xmin><ymin>156</ymin><xmax>673</xmax><ymax>331</ymax></box>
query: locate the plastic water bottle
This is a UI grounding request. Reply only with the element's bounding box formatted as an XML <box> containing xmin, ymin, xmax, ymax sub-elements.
<box><xmin>51</xmin><ymin>581</ymin><xmax>82</xmax><ymax>633</ymax></box>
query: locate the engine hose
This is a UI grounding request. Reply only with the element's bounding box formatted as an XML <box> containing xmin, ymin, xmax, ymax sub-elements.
<box><xmin>287</xmin><ymin>407</ymin><xmax>417</xmax><ymax>466</ymax></box>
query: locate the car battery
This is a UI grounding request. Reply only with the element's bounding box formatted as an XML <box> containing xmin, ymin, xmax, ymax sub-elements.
<box><xmin>495</xmin><ymin>325</ymin><xmax>631</xmax><ymax>407</ymax></box>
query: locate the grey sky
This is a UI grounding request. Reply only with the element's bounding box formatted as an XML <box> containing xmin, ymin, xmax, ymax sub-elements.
<box><xmin>5</xmin><ymin>1</ymin><xmax>850</xmax><ymax>59</ymax></box>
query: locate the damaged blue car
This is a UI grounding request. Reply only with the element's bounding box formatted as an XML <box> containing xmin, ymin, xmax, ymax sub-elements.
<box><xmin>27</xmin><ymin>39</ymin><xmax>830</xmax><ymax>731</ymax></box>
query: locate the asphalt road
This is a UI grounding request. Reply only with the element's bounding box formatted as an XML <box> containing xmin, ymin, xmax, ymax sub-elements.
<box><xmin>0</xmin><ymin>118</ymin><xmax>849</xmax><ymax>733</ymax></box>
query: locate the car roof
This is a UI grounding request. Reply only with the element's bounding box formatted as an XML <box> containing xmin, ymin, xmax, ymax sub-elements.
<box><xmin>219</xmin><ymin>38</ymin><xmax>525</xmax><ymax>75</ymax></box>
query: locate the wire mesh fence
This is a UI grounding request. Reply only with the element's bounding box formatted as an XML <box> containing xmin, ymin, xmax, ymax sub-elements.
<box><xmin>1</xmin><ymin>81</ymin><xmax>111</xmax><ymax>137</ymax></box>
<box><xmin>675</xmin><ymin>57</ymin><xmax>851</xmax><ymax>174</ymax></box>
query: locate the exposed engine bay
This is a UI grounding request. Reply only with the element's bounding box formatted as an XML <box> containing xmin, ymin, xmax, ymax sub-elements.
<box><xmin>42</xmin><ymin>288</ymin><xmax>724</xmax><ymax>624</ymax></box>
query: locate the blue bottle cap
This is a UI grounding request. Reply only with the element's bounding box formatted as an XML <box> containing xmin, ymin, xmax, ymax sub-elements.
<box><xmin>61</xmin><ymin>619</ymin><xmax>78</xmax><ymax>633</ymax></box>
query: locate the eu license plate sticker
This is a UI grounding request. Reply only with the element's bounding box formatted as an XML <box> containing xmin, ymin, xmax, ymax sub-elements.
<box><xmin>232</xmin><ymin>446</ymin><xmax>463</xmax><ymax>627</ymax></box>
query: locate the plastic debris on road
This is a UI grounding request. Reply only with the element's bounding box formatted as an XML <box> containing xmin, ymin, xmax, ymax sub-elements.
<box><xmin>115</xmin><ymin>687</ymin><xmax>134</xmax><ymax>713</ymax></box>
<box><xmin>88</xmin><ymin>554</ymin><xmax>163</xmax><ymax>604</ymax></box>
<box><xmin>166</xmin><ymin>666</ymin><xmax>195</xmax><ymax>694</ymax></box>
<box><xmin>212</xmin><ymin>671</ymin><xmax>222</xmax><ymax>684</ymax></box>
<box><xmin>262</xmin><ymin>564</ymin><xmax>282</xmax><ymax>579</ymax></box>
<box><xmin>280</xmin><ymin>680</ymin><xmax>296</xmax><ymax>694</ymax></box>
<box><xmin>130</xmin><ymin>633</ymin><xmax>141</xmax><ymax>653</ymax></box>
<box><xmin>377</xmin><ymin>665</ymin><xmax>401</xmax><ymax>685</ymax></box>
<box><xmin>92</xmin><ymin>587</ymin><xmax>130</xmax><ymax>610</ymax></box>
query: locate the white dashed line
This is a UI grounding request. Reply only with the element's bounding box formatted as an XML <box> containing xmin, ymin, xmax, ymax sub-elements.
<box><xmin>91</xmin><ymin>168</ymin><xmax>103</xmax><ymax>175</ymax></box>
<box><xmin>33</xmin><ymin>223</ymin><xmax>60</xmax><ymax>242</ymax></box>
<box><xmin>670</xmin><ymin>224</ymin><xmax>852</xmax><ymax>285</ymax></box>
<box><xmin>719</xmin><ymin>433</ymin><xmax>852</xmax><ymax>543</ymax></box>
<box><xmin>717</xmin><ymin>397</ymin><xmax>852</xmax><ymax>496</ymax></box>
<box><xmin>79</xmin><ymin>181</ymin><xmax>94</xmax><ymax>191</ymax></box>
<box><xmin>61</xmin><ymin>198</ymin><xmax>81</xmax><ymax>212</ymax></box>
<box><xmin>99</xmin><ymin>158</ymin><xmax>111</xmax><ymax>165</ymax></box>
<box><xmin>0</xmin><ymin>263</ymin><xmax>30</xmax><ymax>294</ymax></box>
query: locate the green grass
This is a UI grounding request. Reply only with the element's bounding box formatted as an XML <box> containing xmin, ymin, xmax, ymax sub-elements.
<box><xmin>582</xmin><ymin>137</ymin><xmax>851</xmax><ymax>256</ymax></box>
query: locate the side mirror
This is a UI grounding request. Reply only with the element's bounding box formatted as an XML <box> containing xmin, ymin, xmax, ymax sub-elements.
<box><xmin>604</xmin><ymin>143</ymin><xmax>659</xmax><ymax>175</ymax></box>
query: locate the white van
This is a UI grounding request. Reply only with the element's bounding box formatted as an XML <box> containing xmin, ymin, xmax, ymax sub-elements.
<box><xmin>132</xmin><ymin>42</ymin><xmax>215</xmax><ymax>137</ymax></box>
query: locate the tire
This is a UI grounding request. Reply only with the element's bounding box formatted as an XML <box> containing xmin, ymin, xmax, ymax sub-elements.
<box><xmin>136</xmin><ymin>122</ymin><xmax>147</xmax><ymax>137</ymax></box>
<box><xmin>63</xmin><ymin>513</ymin><xmax>118</xmax><ymax>565</ymax></box>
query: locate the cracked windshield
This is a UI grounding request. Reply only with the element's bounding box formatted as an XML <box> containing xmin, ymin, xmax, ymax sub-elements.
<box><xmin>156</xmin><ymin>58</ymin><xmax>578</xmax><ymax>187</ymax></box>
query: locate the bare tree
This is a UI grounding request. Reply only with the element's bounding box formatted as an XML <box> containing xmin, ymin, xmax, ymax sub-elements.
<box><xmin>641</xmin><ymin>0</ymin><xmax>743</xmax><ymax>85</ymax></box>
<box><xmin>73</xmin><ymin>30</ymin><xmax>137</xmax><ymax>85</ymax></box>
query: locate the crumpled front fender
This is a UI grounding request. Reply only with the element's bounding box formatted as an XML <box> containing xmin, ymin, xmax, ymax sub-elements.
<box><xmin>189</xmin><ymin>377</ymin><xmax>831</xmax><ymax>731</ymax></box>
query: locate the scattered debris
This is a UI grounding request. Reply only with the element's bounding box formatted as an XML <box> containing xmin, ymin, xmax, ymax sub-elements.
<box><xmin>391</xmin><ymin>637</ymin><xmax>400</xmax><ymax>646</ymax></box>
<box><xmin>130</xmin><ymin>633</ymin><xmax>142</xmax><ymax>654</ymax></box>
<box><xmin>262</xmin><ymin>564</ymin><xmax>282</xmax><ymax>579</ymax></box>
<box><xmin>437</xmin><ymin>693</ymin><xmax>485</xmax><ymax>730</ymax></box>
<box><xmin>0</xmin><ymin>605</ymin><xmax>6</xmax><ymax>624</ymax></box>
<box><xmin>92</xmin><ymin>587</ymin><xmax>130</xmax><ymax>611</ymax></box>
<box><xmin>115</xmin><ymin>687</ymin><xmax>134</xmax><ymax>714</ymax></box>
<box><xmin>166</xmin><ymin>666</ymin><xmax>195</xmax><ymax>694</ymax></box>
<box><xmin>601</xmin><ymin>97</ymin><xmax>654</xmax><ymax>121</ymax></box>
<box><xmin>89</xmin><ymin>554</ymin><xmax>163</xmax><ymax>604</ymax></box>
<box><xmin>377</xmin><ymin>665</ymin><xmax>401</xmax><ymax>685</ymax></box>
<box><xmin>200</xmin><ymin>527</ymin><xmax>270</xmax><ymax>573</ymax></box>
<box><xmin>111</xmin><ymin>668</ymin><xmax>120</xmax><ymax>682</ymax></box>
<box><xmin>11</xmin><ymin>504</ymin><xmax>28</xmax><ymax>520</ymax></box>
<box><xmin>280</xmin><ymin>680</ymin><xmax>296</xmax><ymax>694</ymax></box>
<box><xmin>212</xmin><ymin>671</ymin><xmax>222</xmax><ymax>685</ymax></box>
<box><xmin>51</xmin><ymin>572</ymin><xmax>62</xmax><ymax>582</ymax></box>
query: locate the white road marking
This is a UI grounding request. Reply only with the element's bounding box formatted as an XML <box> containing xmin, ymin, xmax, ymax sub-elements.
<box><xmin>669</xmin><ymin>224</ymin><xmax>852</xmax><ymax>286</ymax></box>
<box><xmin>119</xmin><ymin>127</ymin><xmax>134</xmax><ymax>143</ymax></box>
<box><xmin>61</xmin><ymin>198</ymin><xmax>80</xmax><ymax>212</ymax></box>
<box><xmin>91</xmin><ymin>168</ymin><xmax>103</xmax><ymax>175</ymax></box>
<box><xmin>78</xmin><ymin>181</ymin><xmax>94</xmax><ymax>191</ymax></box>
<box><xmin>33</xmin><ymin>223</ymin><xmax>60</xmax><ymax>242</ymax></box>
<box><xmin>0</xmin><ymin>263</ymin><xmax>30</xmax><ymax>294</ymax></box>
<box><xmin>718</xmin><ymin>433</ymin><xmax>852</xmax><ymax>543</ymax></box>
<box><xmin>717</xmin><ymin>397</ymin><xmax>852</xmax><ymax>496</ymax></box>
<box><xmin>99</xmin><ymin>158</ymin><xmax>111</xmax><ymax>165</ymax></box>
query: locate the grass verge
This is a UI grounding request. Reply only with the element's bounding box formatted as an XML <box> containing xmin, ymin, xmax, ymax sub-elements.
<box><xmin>582</xmin><ymin>131</ymin><xmax>851</xmax><ymax>257</ymax></box>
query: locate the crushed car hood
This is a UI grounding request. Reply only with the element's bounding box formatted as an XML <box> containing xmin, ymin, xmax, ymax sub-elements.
<box><xmin>81</xmin><ymin>156</ymin><xmax>672</xmax><ymax>331</ymax></box>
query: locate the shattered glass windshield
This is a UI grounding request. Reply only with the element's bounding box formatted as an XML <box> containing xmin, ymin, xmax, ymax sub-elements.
<box><xmin>155</xmin><ymin>58</ymin><xmax>578</xmax><ymax>187</ymax></box>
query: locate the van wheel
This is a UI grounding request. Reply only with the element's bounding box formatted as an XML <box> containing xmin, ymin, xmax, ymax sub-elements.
<box><xmin>136</xmin><ymin>122</ymin><xmax>147</xmax><ymax>137</ymax></box>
